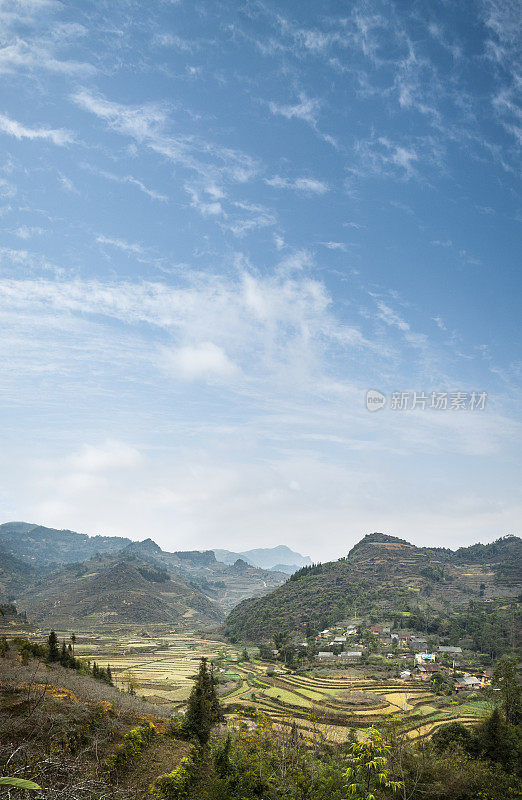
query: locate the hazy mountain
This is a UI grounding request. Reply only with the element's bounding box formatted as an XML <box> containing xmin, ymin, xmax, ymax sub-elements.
<box><xmin>213</xmin><ymin>544</ymin><xmax>311</xmax><ymax>571</ymax></box>
<box><xmin>225</xmin><ymin>532</ymin><xmax>522</xmax><ymax>641</ymax></box>
<box><xmin>0</xmin><ymin>521</ymin><xmax>288</xmax><ymax>621</ymax></box>
<box><xmin>0</xmin><ymin>522</ymin><xmax>132</xmax><ymax>567</ymax></box>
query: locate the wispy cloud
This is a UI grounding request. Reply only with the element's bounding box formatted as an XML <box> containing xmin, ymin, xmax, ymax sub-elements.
<box><xmin>268</xmin><ymin>92</ymin><xmax>321</xmax><ymax>124</ymax></box>
<box><xmin>0</xmin><ymin>39</ymin><xmax>95</xmax><ymax>76</ymax></box>
<box><xmin>0</xmin><ymin>113</ymin><xmax>73</xmax><ymax>145</ymax></box>
<box><xmin>82</xmin><ymin>163</ymin><xmax>168</xmax><ymax>202</ymax></box>
<box><xmin>267</xmin><ymin>91</ymin><xmax>337</xmax><ymax>147</ymax></box>
<box><xmin>72</xmin><ymin>90</ymin><xmax>259</xmax><ymax>184</ymax></box>
<box><xmin>96</xmin><ymin>234</ymin><xmax>146</xmax><ymax>257</ymax></box>
<box><xmin>265</xmin><ymin>175</ymin><xmax>329</xmax><ymax>194</ymax></box>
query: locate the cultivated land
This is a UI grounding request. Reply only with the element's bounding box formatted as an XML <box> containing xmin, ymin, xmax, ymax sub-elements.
<box><xmin>34</xmin><ymin>629</ymin><xmax>495</xmax><ymax>743</ymax></box>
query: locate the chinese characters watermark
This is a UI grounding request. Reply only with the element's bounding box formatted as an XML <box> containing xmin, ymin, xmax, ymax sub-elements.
<box><xmin>365</xmin><ymin>389</ymin><xmax>487</xmax><ymax>412</ymax></box>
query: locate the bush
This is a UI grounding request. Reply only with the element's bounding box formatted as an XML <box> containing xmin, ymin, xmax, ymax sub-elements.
<box><xmin>104</xmin><ymin>721</ymin><xmax>155</xmax><ymax>773</ymax></box>
<box><xmin>152</xmin><ymin>745</ymin><xmax>200</xmax><ymax>800</ymax></box>
<box><xmin>165</xmin><ymin>714</ymin><xmax>183</xmax><ymax>738</ymax></box>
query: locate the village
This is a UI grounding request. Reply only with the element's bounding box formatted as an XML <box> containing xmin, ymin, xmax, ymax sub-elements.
<box><xmin>266</xmin><ymin>622</ymin><xmax>495</xmax><ymax>694</ymax></box>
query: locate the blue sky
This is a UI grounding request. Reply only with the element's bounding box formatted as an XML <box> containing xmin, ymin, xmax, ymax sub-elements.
<box><xmin>0</xmin><ymin>0</ymin><xmax>520</xmax><ymax>559</ymax></box>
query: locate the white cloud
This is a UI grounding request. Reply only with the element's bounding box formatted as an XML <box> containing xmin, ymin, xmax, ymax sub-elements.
<box><xmin>0</xmin><ymin>39</ymin><xmax>95</xmax><ymax>76</ymax></box>
<box><xmin>0</xmin><ymin>113</ymin><xmax>73</xmax><ymax>145</ymax></box>
<box><xmin>70</xmin><ymin>440</ymin><xmax>142</xmax><ymax>472</ymax></box>
<box><xmin>96</xmin><ymin>234</ymin><xmax>145</xmax><ymax>256</ymax></box>
<box><xmin>321</xmin><ymin>241</ymin><xmax>347</xmax><ymax>251</ymax></box>
<box><xmin>82</xmin><ymin>165</ymin><xmax>168</xmax><ymax>202</ymax></box>
<box><xmin>268</xmin><ymin>92</ymin><xmax>321</xmax><ymax>124</ymax></box>
<box><xmin>12</xmin><ymin>225</ymin><xmax>44</xmax><ymax>239</ymax></box>
<box><xmin>163</xmin><ymin>341</ymin><xmax>237</xmax><ymax>381</ymax></box>
<box><xmin>72</xmin><ymin>90</ymin><xmax>259</xmax><ymax>184</ymax></box>
<box><xmin>265</xmin><ymin>175</ymin><xmax>329</xmax><ymax>194</ymax></box>
<box><xmin>58</xmin><ymin>174</ymin><xmax>79</xmax><ymax>194</ymax></box>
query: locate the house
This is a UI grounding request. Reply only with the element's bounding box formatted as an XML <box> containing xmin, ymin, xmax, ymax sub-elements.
<box><xmin>370</xmin><ymin>626</ymin><xmax>383</xmax><ymax>634</ymax></box>
<box><xmin>438</xmin><ymin>646</ymin><xmax>462</xmax><ymax>655</ymax></box>
<box><xmin>479</xmin><ymin>670</ymin><xmax>493</xmax><ymax>687</ymax></box>
<box><xmin>415</xmin><ymin>652</ymin><xmax>436</xmax><ymax>663</ymax></box>
<box><xmin>414</xmin><ymin>664</ymin><xmax>428</xmax><ymax>680</ymax></box>
<box><xmin>400</xmin><ymin>670</ymin><xmax>411</xmax><ymax>679</ymax></box>
<box><xmin>334</xmin><ymin>636</ymin><xmax>347</xmax><ymax>643</ymax></box>
<box><xmin>339</xmin><ymin>651</ymin><xmax>363</xmax><ymax>660</ymax></box>
<box><xmin>410</xmin><ymin>637</ymin><xmax>428</xmax><ymax>651</ymax></box>
<box><xmin>454</xmin><ymin>674</ymin><xmax>480</xmax><ymax>691</ymax></box>
<box><xmin>317</xmin><ymin>651</ymin><xmax>334</xmax><ymax>660</ymax></box>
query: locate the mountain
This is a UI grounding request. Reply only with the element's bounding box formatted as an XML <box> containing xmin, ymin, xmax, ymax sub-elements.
<box><xmin>120</xmin><ymin>541</ymin><xmax>287</xmax><ymax>612</ymax></box>
<box><xmin>225</xmin><ymin>532</ymin><xmax>522</xmax><ymax>641</ymax></box>
<box><xmin>0</xmin><ymin>522</ymin><xmax>132</xmax><ymax>566</ymax></box>
<box><xmin>0</xmin><ymin>521</ymin><xmax>288</xmax><ymax>622</ymax></box>
<box><xmin>0</xmin><ymin>544</ymin><xmax>36</xmax><ymax>598</ymax></box>
<box><xmin>15</xmin><ymin>552</ymin><xmax>223</xmax><ymax>628</ymax></box>
<box><xmin>213</xmin><ymin>544</ymin><xmax>311</xmax><ymax>571</ymax></box>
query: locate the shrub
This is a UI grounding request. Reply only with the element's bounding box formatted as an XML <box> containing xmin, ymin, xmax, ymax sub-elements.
<box><xmin>104</xmin><ymin>721</ymin><xmax>155</xmax><ymax>773</ymax></box>
<box><xmin>152</xmin><ymin>745</ymin><xmax>200</xmax><ymax>800</ymax></box>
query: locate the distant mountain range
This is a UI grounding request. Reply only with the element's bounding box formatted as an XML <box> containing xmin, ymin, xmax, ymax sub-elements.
<box><xmin>0</xmin><ymin>521</ymin><xmax>291</xmax><ymax>627</ymax></box>
<box><xmin>213</xmin><ymin>545</ymin><xmax>311</xmax><ymax>573</ymax></box>
<box><xmin>225</xmin><ymin>532</ymin><xmax>522</xmax><ymax>641</ymax></box>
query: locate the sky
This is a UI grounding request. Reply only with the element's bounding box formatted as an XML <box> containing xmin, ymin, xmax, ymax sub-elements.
<box><xmin>0</xmin><ymin>0</ymin><xmax>520</xmax><ymax>561</ymax></box>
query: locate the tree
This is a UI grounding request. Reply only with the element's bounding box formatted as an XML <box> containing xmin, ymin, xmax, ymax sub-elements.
<box><xmin>344</xmin><ymin>727</ymin><xmax>402</xmax><ymax>799</ymax></box>
<box><xmin>181</xmin><ymin>657</ymin><xmax>223</xmax><ymax>744</ymax></box>
<box><xmin>70</xmin><ymin>632</ymin><xmax>76</xmax><ymax>655</ymax></box>
<box><xmin>47</xmin><ymin>630</ymin><xmax>60</xmax><ymax>662</ymax></box>
<box><xmin>476</xmin><ymin>708</ymin><xmax>518</xmax><ymax>771</ymax></box>
<box><xmin>121</xmin><ymin>670</ymin><xmax>141</xmax><ymax>695</ymax></box>
<box><xmin>491</xmin><ymin>657</ymin><xmax>521</xmax><ymax>725</ymax></box>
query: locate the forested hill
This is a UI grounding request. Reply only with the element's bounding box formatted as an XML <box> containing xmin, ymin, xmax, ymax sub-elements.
<box><xmin>225</xmin><ymin>532</ymin><xmax>522</xmax><ymax>641</ymax></box>
<box><xmin>0</xmin><ymin>522</ymin><xmax>132</xmax><ymax>566</ymax></box>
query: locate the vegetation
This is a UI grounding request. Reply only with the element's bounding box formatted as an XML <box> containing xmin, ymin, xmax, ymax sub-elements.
<box><xmin>181</xmin><ymin>657</ymin><xmax>223</xmax><ymax>744</ymax></box>
<box><xmin>225</xmin><ymin>533</ymin><xmax>522</xmax><ymax>645</ymax></box>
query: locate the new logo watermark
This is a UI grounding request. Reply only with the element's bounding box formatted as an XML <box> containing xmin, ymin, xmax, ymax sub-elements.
<box><xmin>365</xmin><ymin>390</ymin><xmax>487</xmax><ymax>412</ymax></box>
<box><xmin>365</xmin><ymin>389</ymin><xmax>387</xmax><ymax>412</ymax></box>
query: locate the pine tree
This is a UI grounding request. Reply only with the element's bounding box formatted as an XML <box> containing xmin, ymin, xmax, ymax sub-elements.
<box><xmin>60</xmin><ymin>641</ymin><xmax>68</xmax><ymax>666</ymax></box>
<box><xmin>107</xmin><ymin>665</ymin><xmax>113</xmax><ymax>685</ymax></box>
<box><xmin>47</xmin><ymin>630</ymin><xmax>60</xmax><ymax>662</ymax></box>
<box><xmin>181</xmin><ymin>657</ymin><xmax>223</xmax><ymax>744</ymax></box>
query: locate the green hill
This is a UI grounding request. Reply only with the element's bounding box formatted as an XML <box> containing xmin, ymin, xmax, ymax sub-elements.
<box><xmin>225</xmin><ymin>533</ymin><xmax>522</xmax><ymax>641</ymax></box>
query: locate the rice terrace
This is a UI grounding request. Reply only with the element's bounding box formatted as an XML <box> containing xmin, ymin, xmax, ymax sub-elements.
<box><xmin>59</xmin><ymin>629</ymin><xmax>495</xmax><ymax>743</ymax></box>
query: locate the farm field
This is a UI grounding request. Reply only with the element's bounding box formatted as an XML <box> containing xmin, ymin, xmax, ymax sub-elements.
<box><xmin>57</xmin><ymin>629</ymin><xmax>496</xmax><ymax>743</ymax></box>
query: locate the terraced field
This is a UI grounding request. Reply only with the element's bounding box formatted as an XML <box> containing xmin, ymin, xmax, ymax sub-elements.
<box><xmin>61</xmin><ymin>630</ymin><xmax>242</xmax><ymax>701</ymax></box>
<box><xmin>61</xmin><ymin>630</ymin><xmax>494</xmax><ymax>742</ymax></box>
<box><xmin>220</xmin><ymin>664</ymin><xmax>494</xmax><ymax>742</ymax></box>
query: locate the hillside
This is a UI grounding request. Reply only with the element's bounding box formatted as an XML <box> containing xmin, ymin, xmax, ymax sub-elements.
<box><xmin>0</xmin><ymin>544</ymin><xmax>36</xmax><ymax>598</ymax></box>
<box><xmin>15</xmin><ymin>553</ymin><xmax>223</xmax><ymax>627</ymax></box>
<box><xmin>0</xmin><ymin>521</ymin><xmax>132</xmax><ymax>566</ymax></box>
<box><xmin>0</xmin><ymin>522</ymin><xmax>288</xmax><ymax>623</ymax></box>
<box><xmin>225</xmin><ymin>532</ymin><xmax>522</xmax><ymax>641</ymax></box>
<box><xmin>122</xmin><ymin>541</ymin><xmax>287</xmax><ymax>611</ymax></box>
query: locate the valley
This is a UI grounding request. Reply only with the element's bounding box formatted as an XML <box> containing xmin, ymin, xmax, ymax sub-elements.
<box><xmin>14</xmin><ymin>628</ymin><xmax>495</xmax><ymax>744</ymax></box>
